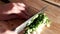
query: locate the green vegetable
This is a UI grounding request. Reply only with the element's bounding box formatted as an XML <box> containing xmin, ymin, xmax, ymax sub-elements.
<box><xmin>24</xmin><ymin>13</ymin><xmax>50</xmax><ymax>34</ymax></box>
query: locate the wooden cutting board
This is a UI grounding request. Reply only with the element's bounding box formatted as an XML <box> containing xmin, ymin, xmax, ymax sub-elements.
<box><xmin>40</xmin><ymin>5</ymin><xmax>60</xmax><ymax>34</ymax></box>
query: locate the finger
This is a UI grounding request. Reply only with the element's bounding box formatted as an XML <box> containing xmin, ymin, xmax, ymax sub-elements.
<box><xmin>17</xmin><ymin>3</ymin><xmax>25</xmax><ymax>7</ymax></box>
<box><xmin>4</xmin><ymin>7</ymin><xmax>25</xmax><ymax>14</ymax></box>
<box><xmin>17</xmin><ymin>6</ymin><xmax>25</xmax><ymax>10</ymax></box>
<box><xmin>13</xmin><ymin>3</ymin><xmax>25</xmax><ymax>10</ymax></box>
<box><xmin>3</xmin><ymin>30</ymin><xmax>17</xmax><ymax>34</ymax></box>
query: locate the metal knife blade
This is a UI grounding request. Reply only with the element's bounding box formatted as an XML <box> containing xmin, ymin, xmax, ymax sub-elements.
<box><xmin>14</xmin><ymin>5</ymin><xmax>48</xmax><ymax>34</ymax></box>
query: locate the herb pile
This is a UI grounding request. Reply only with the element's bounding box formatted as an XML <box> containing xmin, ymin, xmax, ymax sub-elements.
<box><xmin>24</xmin><ymin>13</ymin><xmax>49</xmax><ymax>34</ymax></box>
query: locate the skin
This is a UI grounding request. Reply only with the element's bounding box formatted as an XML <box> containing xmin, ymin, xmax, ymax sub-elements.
<box><xmin>0</xmin><ymin>30</ymin><xmax>17</xmax><ymax>34</ymax></box>
<box><xmin>0</xmin><ymin>2</ymin><xmax>30</xmax><ymax>20</ymax></box>
<box><xmin>0</xmin><ymin>21</ymin><xmax>17</xmax><ymax>34</ymax></box>
<box><xmin>0</xmin><ymin>2</ymin><xmax>31</xmax><ymax>34</ymax></box>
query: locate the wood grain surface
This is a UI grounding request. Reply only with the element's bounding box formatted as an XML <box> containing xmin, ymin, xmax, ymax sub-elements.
<box><xmin>0</xmin><ymin>0</ymin><xmax>60</xmax><ymax>34</ymax></box>
<box><xmin>41</xmin><ymin>5</ymin><xmax>60</xmax><ymax>34</ymax></box>
<box><xmin>47</xmin><ymin>0</ymin><xmax>60</xmax><ymax>3</ymax></box>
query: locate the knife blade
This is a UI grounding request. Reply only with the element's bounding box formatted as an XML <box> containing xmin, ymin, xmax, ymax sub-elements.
<box><xmin>14</xmin><ymin>5</ymin><xmax>48</xmax><ymax>34</ymax></box>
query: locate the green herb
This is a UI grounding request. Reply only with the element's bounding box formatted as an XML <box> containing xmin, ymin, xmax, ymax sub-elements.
<box><xmin>24</xmin><ymin>13</ymin><xmax>49</xmax><ymax>34</ymax></box>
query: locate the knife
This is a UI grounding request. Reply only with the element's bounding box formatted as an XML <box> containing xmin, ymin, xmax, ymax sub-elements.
<box><xmin>14</xmin><ymin>5</ymin><xmax>48</xmax><ymax>34</ymax></box>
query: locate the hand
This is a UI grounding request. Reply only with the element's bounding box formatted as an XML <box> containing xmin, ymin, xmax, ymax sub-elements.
<box><xmin>2</xmin><ymin>30</ymin><xmax>17</xmax><ymax>34</ymax></box>
<box><xmin>0</xmin><ymin>3</ymin><xmax>30</xmax><ymax>20</ymax></box>
<box><xmin>2</xmin><ymin>3</ymin><xmax>25</xmax><ymax>14</ymax></box>
<box><xmin>0</xmin><ymin>22</ymin><xmax>17</xmax><ymax>34</ymax></box>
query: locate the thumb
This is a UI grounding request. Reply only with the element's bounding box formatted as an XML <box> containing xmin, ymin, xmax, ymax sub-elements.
<box><xmin>3</xmin><ymin>30</ymin><xmax>17</xmax><ymax>34</ymax></box>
